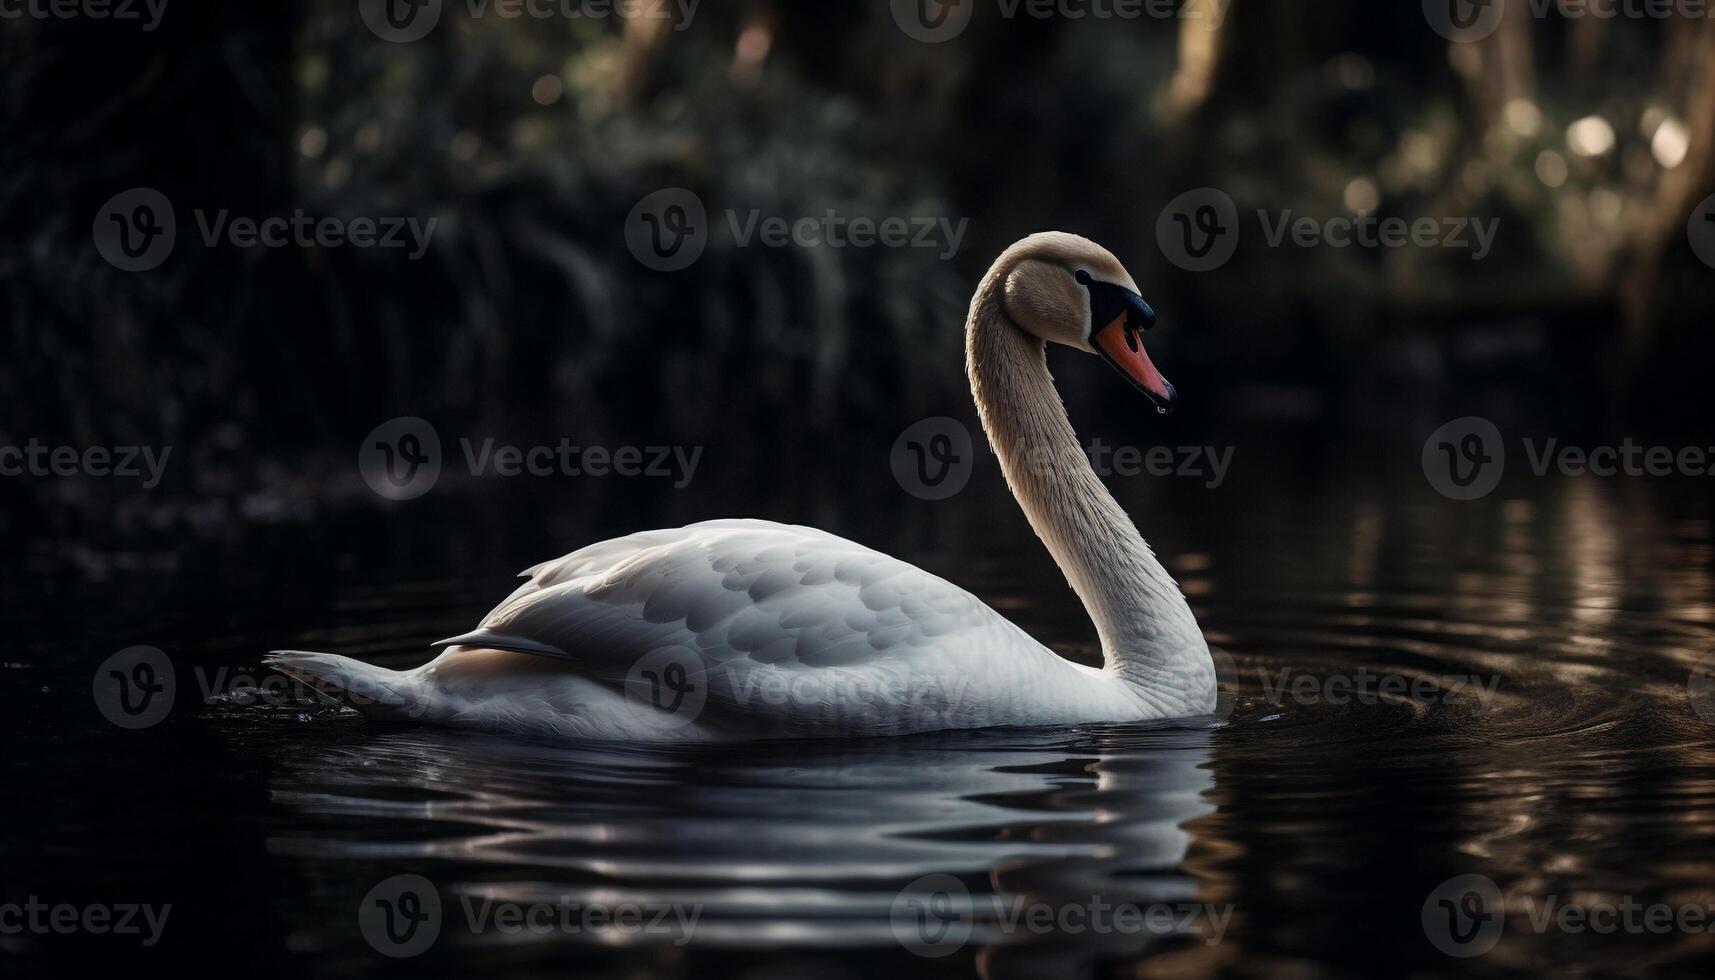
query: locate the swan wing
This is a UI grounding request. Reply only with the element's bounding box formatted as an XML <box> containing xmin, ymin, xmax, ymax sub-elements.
<box><xmin>433</xmin><ymin>519</ymin><xmax>1072</xmax><ymax>735</ymax></box>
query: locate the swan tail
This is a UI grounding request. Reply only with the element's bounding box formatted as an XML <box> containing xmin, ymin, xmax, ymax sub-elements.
<box><xmin>264</xmin><ymin>650</ymin><xmax>428</xmax><ymax>719</ymax></box>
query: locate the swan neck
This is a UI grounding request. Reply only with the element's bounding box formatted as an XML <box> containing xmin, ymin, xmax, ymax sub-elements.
<box><xmin>964</xmin><ymin>274</ymin><xmax>1207</xmax><ymax>709</ymax></box>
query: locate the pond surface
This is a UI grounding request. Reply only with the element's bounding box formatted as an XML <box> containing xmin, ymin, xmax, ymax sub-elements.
<box><xmin>7</xmin><ymin>436</ymin><xmax>1715</xmax><ymax>977</ymax></box>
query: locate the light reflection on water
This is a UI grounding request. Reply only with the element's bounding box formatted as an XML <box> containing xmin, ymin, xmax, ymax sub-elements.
<box><xmin>258</xmin><ymin>722</ymin><xmax>1216</xmax><ymax>973</ymax></box>
<box><xmin>9</xmin><ymin>453</ymin><xmax>1715</xmax><ymax>976</ymax></box>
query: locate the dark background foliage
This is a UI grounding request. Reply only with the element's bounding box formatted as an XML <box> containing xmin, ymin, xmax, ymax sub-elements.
<box><xmin>3</xmin><ymin>0</ymin><xmax>1713</xmax><ymax>514</ymax></box>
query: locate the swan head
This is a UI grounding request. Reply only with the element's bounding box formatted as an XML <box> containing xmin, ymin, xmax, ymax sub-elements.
<box><xmin>996</xmin><ymin>232</ymin><xmax>1177</xmax><ymax>413</ymax></box>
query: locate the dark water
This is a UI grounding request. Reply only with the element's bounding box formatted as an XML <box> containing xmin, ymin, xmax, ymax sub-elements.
<box><xmin>7</xmin><ymin>439</ymin><xmax>1715</xmax><ymax>977</ymax></box>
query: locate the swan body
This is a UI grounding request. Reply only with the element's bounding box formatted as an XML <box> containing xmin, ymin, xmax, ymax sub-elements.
<box><xmin>271</xmin><ymin>233</ymin><xmax>1216</xmax><ymax>740</ymax></box>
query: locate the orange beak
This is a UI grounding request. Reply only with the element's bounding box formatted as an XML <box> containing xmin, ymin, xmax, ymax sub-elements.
<box><xmin>1093</xmin><ymin>312</ymin><xmax>1177</xmax><ymax>413</ymax></box>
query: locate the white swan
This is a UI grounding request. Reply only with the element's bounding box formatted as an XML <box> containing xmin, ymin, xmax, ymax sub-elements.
<box><xmin>269</xmin><ymin>233</ymin><xmax>1215</xmax><ymax>740</ymax></box>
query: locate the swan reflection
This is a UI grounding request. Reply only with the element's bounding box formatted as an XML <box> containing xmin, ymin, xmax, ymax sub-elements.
<box><xmin>263</xmin><ymin>720</ymin><xmax>1218</xmax><ymax>973</ymax></box>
